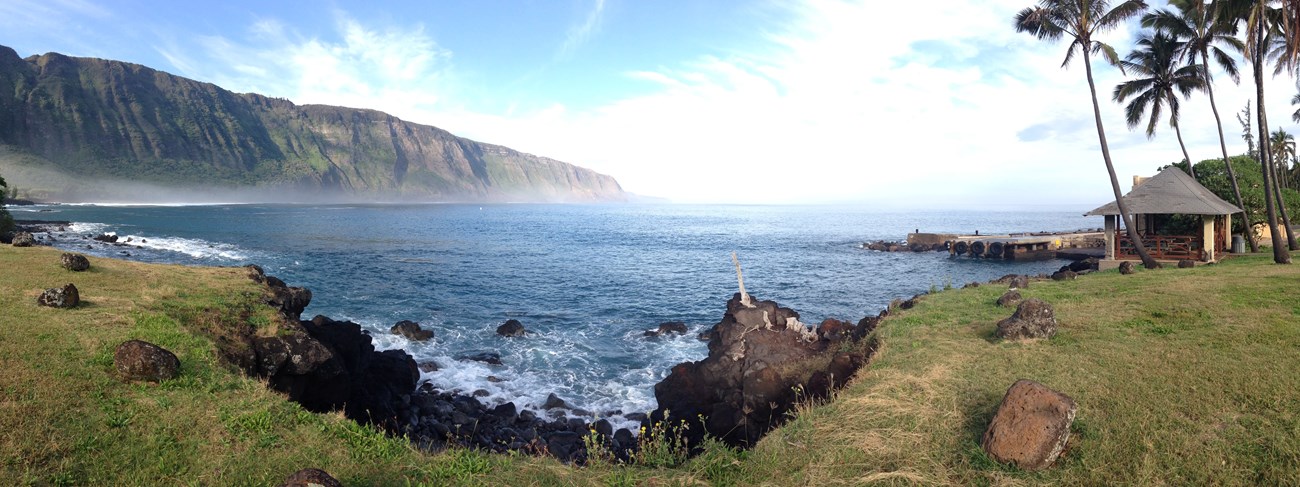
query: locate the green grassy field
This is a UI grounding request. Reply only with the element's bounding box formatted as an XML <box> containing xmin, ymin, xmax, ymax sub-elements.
<box><xmin>2</xmin><ymin>243</ymin><xmax>1298</xmax><ymax>485</ymax></box>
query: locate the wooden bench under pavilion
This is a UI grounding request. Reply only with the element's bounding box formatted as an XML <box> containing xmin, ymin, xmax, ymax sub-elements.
<box><xmin>1085</xmin><ymin>167</ymin><xmax>1241</xmax><ymax>270</ymax></box>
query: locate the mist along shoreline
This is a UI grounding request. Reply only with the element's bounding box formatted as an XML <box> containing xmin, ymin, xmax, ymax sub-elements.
<box><xmin>5</xmin><ymin>216</ymin><xmax>1093</xmax><ymax>461</ymax></box>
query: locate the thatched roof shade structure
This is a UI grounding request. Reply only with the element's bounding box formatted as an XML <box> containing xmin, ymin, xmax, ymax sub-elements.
<box><xmin>1085</xmin><ymin>167</ymin><xmax>1241</xmax><ymax>266</ymax></box>
<box><xmin>1085</xmin><ymin>167</ymin><xmax>1241</xmax><ymax>216</ymax></box>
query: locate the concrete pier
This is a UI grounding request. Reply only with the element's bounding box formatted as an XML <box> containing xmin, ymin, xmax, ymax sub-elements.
<box><xmin>905</xmin><ymin>230</ymin><xmax>1106</xmax><ymax>261</ymax></box>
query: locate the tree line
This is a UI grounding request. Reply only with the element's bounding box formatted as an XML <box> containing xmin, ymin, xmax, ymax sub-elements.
<box><xmin>1016</xmin><ymin>0</ymin><xmax>1300</xmax><ymax>266</ymax></box>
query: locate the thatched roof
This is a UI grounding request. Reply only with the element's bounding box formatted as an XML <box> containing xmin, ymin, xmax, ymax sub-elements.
<box><xmin>1085</xmin><ymin>167</ymin><xmax>1242</xmax><ymax>216</ymax></box>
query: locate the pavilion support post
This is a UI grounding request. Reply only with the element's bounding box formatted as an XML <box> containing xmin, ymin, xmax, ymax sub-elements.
<box><xmin>1104</xmin><ymin>215</ymin><xmax>1116</xmax><ymax>260</ymax></box>
<box><xmin>1202</xmin><ymin>215</ymin><xmax>1215</xmax><ymax>262</ymax></box>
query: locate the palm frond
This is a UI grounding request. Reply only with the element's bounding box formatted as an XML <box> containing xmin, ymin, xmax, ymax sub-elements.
<box><xmin>1015</xmin><ymin>6</ymin><xmax>1065</xmax><ymax>41</ymax></box>
<box><xmin>1095</xmin><ymin>41</ymin><xmax>1124</xmax><ymax>70</ymax></box>
<box><xmin>1061</xmin><ymin>39</ymin><xmax>1083</xmax><ymax>68</ymax></box>
<box><xmin>1211</xmin><ymin>46</ymin><xmax>1242</xmax><ymax>84</ymax></box>
<box><xmin>1098</xmin><ymin>0</ymin><xmax>1151</xmax><ymax>31</ymax></box>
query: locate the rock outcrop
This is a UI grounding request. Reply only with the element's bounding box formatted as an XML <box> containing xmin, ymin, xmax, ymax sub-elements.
<box><xmin>643</xmin><ymin>321</ymin><xmax>688</xmax><ymax>337</ymax></box>
<box><xmin>981</xmin><ymin>379</ymin><xmax>1078</xmax><ymax>471</ymax></box>
<box><xmin>36</xmin><ymin>283</ymin><xmax>79</xmax><ymax>308</ymax></box>
<box><xmin>391</xmin><ymin>320</ymin><xmax>434</xmax><ymax>341</ymax></box>
<box><xmin>496</xmin><ymin>319</ymin><xmax>527</xmax><ymax>337</ymax></box>
<box><xmin>113</xmin><ymin>340</ymin><xmax>181</xmax><ymax>382</ymax></box>
<box><xmin>652</xmin><ymin>293</ymin><xmax>878</xmax><ymax>448</ymax></box>
<box><xmin>60</xmin><ymin>252</ymin><xmax>90</xmax><ymax>271</ymax></box>
<box><xmin>996</xmin><ymin>298</ymin><xmax>1057</xmax><ymax>340</ymax></box>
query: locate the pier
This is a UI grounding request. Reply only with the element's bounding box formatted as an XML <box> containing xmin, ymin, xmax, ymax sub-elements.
<box><xmin>906</xmin><ymin>230</ymin><xmax>1106</xmax><ymax>261</ymax></box>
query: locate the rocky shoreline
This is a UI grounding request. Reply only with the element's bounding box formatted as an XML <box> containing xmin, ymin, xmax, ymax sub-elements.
<box><xmin>229</xmin><ymin>263</ymin><xmax>888</xmax><ymax>463</ymax></box>
<box><xmin>9</xmin><ymin>221</ymin><xmax>1080</xmax><ymax>465</ymax></box>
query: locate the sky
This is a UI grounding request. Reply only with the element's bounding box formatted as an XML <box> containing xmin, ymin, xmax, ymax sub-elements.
<box><xmin>2</xmin><ymin>0</ymin><xmax>1299</xmax><ymax>208</ymax></box>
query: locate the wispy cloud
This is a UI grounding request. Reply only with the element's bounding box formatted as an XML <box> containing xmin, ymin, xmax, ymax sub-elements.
<box><xmin>158</xmin><ymin>11</ymin><xmax>455</xmax><ymax>122</ymax></box>
<box><xmin>557</xmin><ymin>0</ymin><xmax>606</xmax><ymax>59</ymax></box>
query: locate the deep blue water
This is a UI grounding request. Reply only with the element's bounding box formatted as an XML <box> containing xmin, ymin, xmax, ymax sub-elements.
<box><xmin>13</xmin><ymin>203</ymin><xmax>1101</xmax><ymax>426</ymax></box>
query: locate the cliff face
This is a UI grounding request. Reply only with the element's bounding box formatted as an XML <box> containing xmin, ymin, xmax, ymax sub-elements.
<box><xmin>0</xmin><ymin>45</ymin><xmax>625</xmax><ymax>202</ymax></box>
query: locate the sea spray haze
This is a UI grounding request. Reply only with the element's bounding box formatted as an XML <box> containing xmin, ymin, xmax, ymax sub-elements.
<box><xmin>13</xmin><ymin>203</ymin><xmax>1099</xmax><ymax>424</ymax></box>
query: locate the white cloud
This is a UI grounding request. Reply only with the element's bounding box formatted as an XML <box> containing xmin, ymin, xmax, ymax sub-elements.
<box><xmin>161</xmin><ymin>11</ymin><xmax>454</xmax><ymax>121</ymax></box>
<box><xmin>158</xmin><ymin>1</ymin><xmax>1300</xmax><ymax>206</ymax></box>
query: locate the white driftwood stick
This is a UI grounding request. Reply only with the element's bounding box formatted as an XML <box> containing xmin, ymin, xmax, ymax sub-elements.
<box><xmin>732</xmin><ymin>251</ymin><xmax>752</xmax><ymax>307</ymax></box>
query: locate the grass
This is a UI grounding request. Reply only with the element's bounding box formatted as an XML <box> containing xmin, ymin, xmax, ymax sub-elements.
<box><xmin>2</xmin><ymin>243</ymin><xmax>1299</xmax><ymax>485</ymax></box>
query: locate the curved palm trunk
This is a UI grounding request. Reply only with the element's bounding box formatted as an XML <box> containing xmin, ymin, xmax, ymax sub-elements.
<box><xmin>1172</xmin><ymin>121</ymin><xmax>1196</xmax><ymax>179</ymax></box>
<box><xmin>1271</xmin><ymin>156</ymin><xmax>1299</xmax><ymax>250</ymax></box>
<box><xmin>1252</xmin><ymin>25</ymin><xmax>1291</xmax><ymax>264</ymax></box>
<box><xmin>1201</xmin><ymin>49</ymin><xmax>1258</xmax><ymax>252</ymax></box>
<box><xmin>1085</xmin><ymin>52</ymin><xmax>1160</xmax><ymax>269</ymax></box>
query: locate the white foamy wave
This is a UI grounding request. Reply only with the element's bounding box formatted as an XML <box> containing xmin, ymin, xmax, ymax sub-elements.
<box><xmin>121</xmin><ymin>234</ymin><xmax>249</xmax><ymax>260</ymax></box>
<box><xmin>68</xmin><ymin>222</ymin><xmax>109</xmax><ymax>234</ymax></box>
<box><xmin>61</xmin><ymin>201</ymin><xmax>244</xmax><ymax>207</ymax></box>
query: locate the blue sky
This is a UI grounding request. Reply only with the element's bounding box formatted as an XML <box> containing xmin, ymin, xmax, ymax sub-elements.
<box><xmin>2</xmin><ymin>0</ymin><xmax>1298</xmax><ymax>206</ymax></box>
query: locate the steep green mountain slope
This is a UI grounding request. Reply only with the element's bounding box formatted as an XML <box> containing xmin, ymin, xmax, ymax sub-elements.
<box><xmin>0</xmin><ymin>45</ymin><xmax>625</xmax><ymax>202</ymax></box>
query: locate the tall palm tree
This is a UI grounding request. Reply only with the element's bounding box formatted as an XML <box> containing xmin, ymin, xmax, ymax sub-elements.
<box><xmin>1219</xmin><ymin>0</ymin><xmax>1292</xmax><ymax>262</ymax></box>
<box><xmin>1145</xmin><ymin>0</ymin><xmax>1258</xmax><ymax>252</ymax></box>
<box><xmin>1268</xmin><ymin>128</ymin><xmax>1299</xmax><ymax>243</ymax></box>
<box><xmin>1015</xmin><ymin>0</ymin><xmax>1161</xmax><ymax>269</ymax></box>
<box><xmin>1270</xmin><ymin>128</ymin><xmax>1295</xmax><ymax>166</ymax></box>
<box><xmin>1113</xmin><ymin>31</ymin><xmax>1206</xmax><ymax>178</ymax></box>
<box><xmin>1264</xmin><ymin>17</ymin><xmax>1300</xmax><ymax>249</ymax></box>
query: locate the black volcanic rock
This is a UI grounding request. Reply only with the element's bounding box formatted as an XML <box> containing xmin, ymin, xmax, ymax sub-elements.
<box><xmin>496</xmin><ymin>319</ymin><xmax>527</xmax><ymax>337</ymax></box>
<box><xmin>653</xmin><ymin>293</ymin><xmax>877</xmax><ymax>448</ymax></box>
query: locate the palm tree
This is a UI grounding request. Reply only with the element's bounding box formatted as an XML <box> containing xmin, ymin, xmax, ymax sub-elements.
<box><xmin>1268</xmin><ymin>128</ymin><xmax>1299</xmax><ymax>244</ymax></box>
<box><xmin>1219</xmin><ymin>0</ymin><xmax>1292</xmax><ymax>262</ymax></box>
<box><xmin>1015</xmin><ymin>0</ymin><xmax>1161</xmax><ymax>269</ymax></box>
<box><xmin>1270</xmin><ymin>128</ymin><xmax>1295</xmax><ymax>168</ymax></box>
<box><xmin>1145</xmin><ymin>0</ymin><xmax>1258</xmax><ymax>252</ymax></box>
<box><xmin>1113</xmin><ymin>31</ymin><xmax>1206</xmax><ymax>178</ymax></box>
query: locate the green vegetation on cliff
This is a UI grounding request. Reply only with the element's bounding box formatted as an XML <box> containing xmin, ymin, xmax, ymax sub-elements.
<box><xmin>0</xmin><ymin>45</ymin><xmax>624</xmax><ymax>203</ymax></box>
<box><xmin>3</xmin><ymin>243</ymin><xmax>1298</xmax><ymax>485</ymax></box>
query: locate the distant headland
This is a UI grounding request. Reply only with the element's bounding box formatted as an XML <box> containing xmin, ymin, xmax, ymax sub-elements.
<box><xmin>0</xmin><ymin>45</ymin><xmax>626</xmax><ymax>204</ymax></box>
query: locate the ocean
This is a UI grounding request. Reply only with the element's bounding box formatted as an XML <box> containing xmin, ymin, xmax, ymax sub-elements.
<box><xmin>11</xmin><ymin>203</ymin><xmax>1101</xmax><ymax>427</ymax></box>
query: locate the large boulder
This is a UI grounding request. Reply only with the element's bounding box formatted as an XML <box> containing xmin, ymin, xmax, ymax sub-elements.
<box><xmin>653</xmin><ymin>293</ymin><xmax>875</xmax><ymax>448</ymax></box>
<box><xmin>1050</xmin><ymin>270</ymin><xmax>1077</xmax><ymax>281</ymax></box>
<box><xmin>496</xmin><ymin>319</ymin><xmax>527</xmax><ymax>337</ymax></box>
<box><xmin>92</xmin><ymin>233</ymin><xmax>118</xmax><ymax>243</ymax></box>
<box><xmin>996</xmin><ymin>298</ymin><xmax>1057</xmax><ymax>340</ymax></box>
<box><xmin>996</xmin><ymin>290</ymin><xmax>1022</xmax><ymax>308</ymax></box>
<box><xmin>391</xmin><ymin>320</ymin><xmax>434</xmax><ymax>341</ymax></box>
<box><xmin>61</xmin><ymin>253</ymin><xmax>90</xmax><ymax>271</ymax></box>
<box><xmin>11</xmin><ymin>231</ymin><xmax>35</xmax><ymax>247</ymax></box>
<box><xmin>37</xmin><ymin>283</ymin><xmax>79</xmax><ymax>308</ymax></box>
<box><xmin>1008</xmin><ymin>275</ymin><xmax>1029</xmax><ymax>290</ymax></box>
<box><xmin>114</xmin><ymin>340</ymin><xmax>181</xmax><ymax>382</ymax></box>
<box><xmin>981</xmin><ymin>379</ymin><xmax>1078</xmax><ymax>471</ymax></box>
<box><xmin>1119</xmin><ymin>261</ymin><xmax>1135</xmax><ymax>275</ymax></box>
<box><xmin>279</xmin><ymin>468</ymin><xmax>342</xmax><ymax>487</ymax></box>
